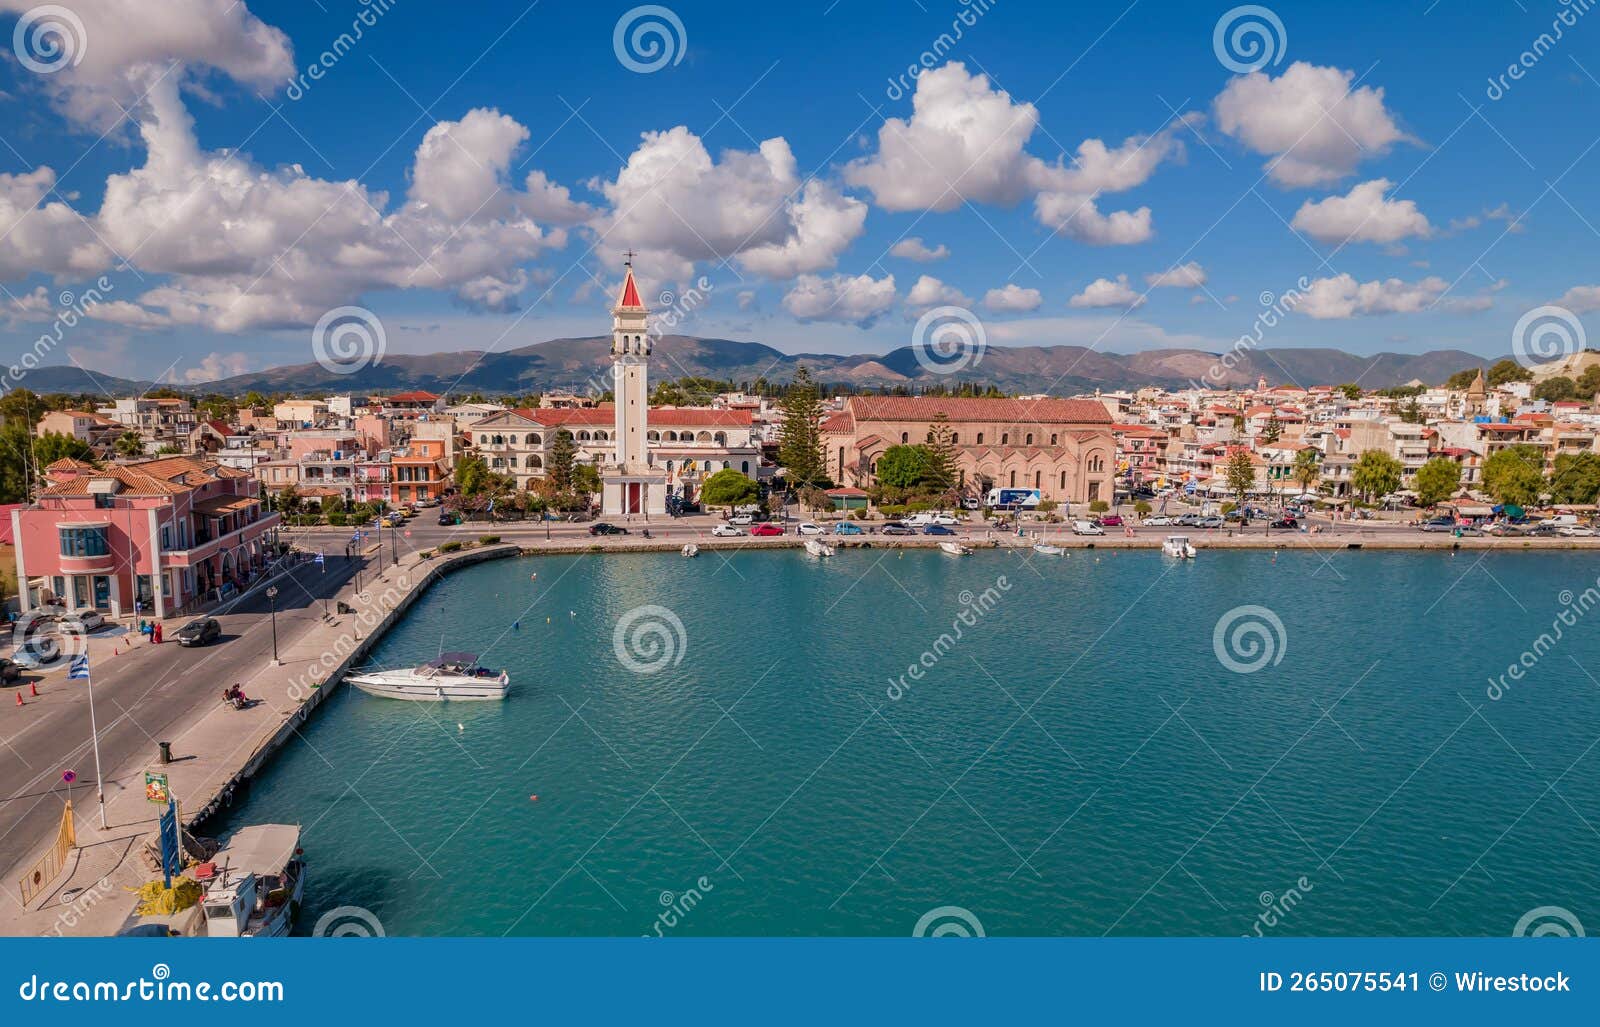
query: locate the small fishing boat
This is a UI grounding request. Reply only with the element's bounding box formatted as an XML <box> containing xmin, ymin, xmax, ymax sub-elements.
<box><xmin>1032</xmin><ymin>542</ymin><xmax>1064</xmax><ymax>556</ymax></box>
<box><xmin>681</xmin><ymin>543</ymin><xmax>699</xmax><ymax>558</ymax></box>
<box><xmin>804</xmin><ymin>538</ymin><xmax>835</xmax><ymax>558</ymax></box>
<box><xmin>1162</xmin><ymin>535</ymin><xmax>1197</xmax><ymax>559</ymax></box>
<box><xmin>938</xmin><ymin>541</ymin><xmax>972</xmax><ymax>557</ymax></box>
<box><xmin>198</xmin><ymin>824</ymin><xmax>306</xmax><ymax>938</ymax></box>
<box><xmin>346</xmin><ymin>652</ymin><xmax>510</xmax><ymax>701</ymax></box>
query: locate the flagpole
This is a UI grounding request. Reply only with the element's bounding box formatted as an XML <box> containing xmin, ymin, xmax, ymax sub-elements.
<box><xmin>80</xmin><ymin>656</ymin><xmax>106</xmax><ymax>829</ymax></box>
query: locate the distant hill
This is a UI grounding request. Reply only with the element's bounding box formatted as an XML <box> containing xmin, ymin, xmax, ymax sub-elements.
<box><xmin>24</xmin><ymin>337</ymin><xmax>1504</xmax><ymax>398</ymax></box>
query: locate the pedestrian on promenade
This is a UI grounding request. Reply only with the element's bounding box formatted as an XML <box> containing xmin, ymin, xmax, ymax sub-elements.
<box><xmin>152</xmin><ymin>621</ymin><xmax>163</xmax><ymax>644</ymax></box>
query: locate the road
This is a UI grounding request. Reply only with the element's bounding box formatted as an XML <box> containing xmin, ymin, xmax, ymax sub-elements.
<box><xmin>0</xmin><ymin>550</ymin><xmax>371</xmax><ymax>883</ymax></box>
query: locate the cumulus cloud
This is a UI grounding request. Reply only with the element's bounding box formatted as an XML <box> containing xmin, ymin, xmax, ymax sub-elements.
<box><xmin>1297</xmin><ymin>274</ymin><xmax>1450</xmax><ymax>318</ymax></box>
<box><xmin>1213</xmin><ymin>63</ymin><xmax>1411</xmax><ymax>187</ymax></box>
<box><xmin>591</xmin><ymin>127</ymin><xmax>866</xmax><ymax>286</ymax></box>
<box><xmin>1291</xmin><ymin>179</ymin><xmax>1431</xmax><ymax>244</ymax></box>
<box><xmin>845</xmin><ymin>62</ymin><xmax>1188</xmax><ymax>243</ymax></box>
<box><xmin>983</xmin><ymin>283</ymin><xmax>1042</xmax><ymax>312</ymax></box>
<box><xmin>1144</xmin><ymin>261</ymin><xmax>1208</xmax><ymax>288</ymax></box>
<box><xmin>1069</xmin><ymin>274</ymin><xmax>1145</xmax><ymax>309</ymax></box>
<box><xmin>781</xmin><ymin>272</ymin><xmax>896</xmax><ymax>326</ymax></box>
<box><xmin>906</xmin><ymin>275</ymin><xmax>972</xmax><ymax>311</ymax></box>
<box><xmin>1556</xmin><ymin>285</ymin><xmax>1600</xmax><ymax>313</ymax></box>
<box><xmin>183</xmin><ymin>350</ymin><xmax>253</xmax><ymax>383</ymax></box>
<box><xmin>890</xmin><ymin>237</ymin><xmax>950</xmax><ymax>262</ymax></box>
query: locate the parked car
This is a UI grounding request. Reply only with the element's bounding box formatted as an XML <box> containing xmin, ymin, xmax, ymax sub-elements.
<box><xmin>1143</xmin><ymin>516</ymin><xmax>1173</xmax><ymax>526</ymax></box>
<box><xmin>796</xmin><ymin>522</ymin><xmax>824</xmax><ymax>536</ymax></box>
<box><xmin>588</xmin><ymin>523</ymin><xmax>629</xmax><ymax>536</ymax></box>
<box><xmin>1419</xmin><ymin>516</ymin><xmax>1456</xmax><ymax>532</ymax></box>
<box><xmin>1072</xmin><ymin>520</ymin><xmax>1105</xmax><ymax>536</ymax></box>
<box><xmin>437</xmin><ymin>512</ymin><xmax>462</xmax><ymax>526</ymax></box>
<box><xmin>1096</xmin><ymin>514</ymin><xmax>1124</xmax><ymax>527</ymax></box>
<box><xmin>750</xmin><ymin>523</ymin><xmax>783</xmax><ymax>536</ymax></box>
<box><xmin>1525</xmin><ymin>523</ymin><xmax>1561</xmax><ymax>538</ymax></box>
<box><xmin>881</xmin><ymin>523</ymin><xmax>916</xmax><ymax>536</ymax></box>
<box><xmin>0</xmin><ymin>658</ymin><xmax>20</xmax><ymax>684</ymax></box>
<box><xmin>1455</xmin><ymin>525</ymin><xmax>1486</xmax><ymax>537</ymax></box>
<box><xmin>922</xmin><ymin>524</ymin><xmax>956</xmax><ymax>536</ymax></box>
<box><xmin>960</xmin><ymin>498</ymin><xmax>982</xmax><ymax>510</ymax></box>
<box><xmin>9</xmin><ymin>647</ymin><xmax>57</xmax><ymax>670</ymax></box>
<box><xmin>833</xmin><ymin>521</ymin><xmax>865</xmax><ymax>535</ymax></box>
<box><xmin>1174</xmin><ymin>513</ymin><xmax>1202</xmax><ymax>527</ymax></box>
<box><xmin>175</xmin><ymin>618</ymin><xmax>222</xmax><ymax>647</ymax></box>
<box><xmin>711</xmin><ymin>524</ymin><xmax>745</xmax><ymax>537</ymax></box>
<box><xmin>1269</xmin><ymin>516</ymin><xmax>1298</xmax><ymax>530</ymax></box>
<box><xmin>70</xmin><ymin>610</ymin><xmax>106</xmax><ymax>632</ymax></box>
<box><xmin>1196</xmin><ymin>516</ymin><xmax>1225</xmax><ymax>529</ymax></box>
<box><xmin>1485</xmin><ymin>522</ymin><xmax>1524</xmax><ymax>536</ymax></box>
<box><xmin>728</xmin><ymin>513</ymin><xmax>754</xmax><ymax>525</ymax></box>
<box><xmin>1559</xmin><ymin>524</ymin><xmax>1597</xmax><ymax>537</ymax></box>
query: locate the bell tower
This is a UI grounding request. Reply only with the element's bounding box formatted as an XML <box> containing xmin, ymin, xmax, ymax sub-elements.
<box><xmin>600</xmin><ymin>255</ymin><xmax>666</xmax><ymax>518</ymax></box>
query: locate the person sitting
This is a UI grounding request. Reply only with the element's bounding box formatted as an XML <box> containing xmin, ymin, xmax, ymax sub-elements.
<box><xmin>223</xmin><ymin>684</ymin><xmax>248</xmax><ymax>707</ymax></box>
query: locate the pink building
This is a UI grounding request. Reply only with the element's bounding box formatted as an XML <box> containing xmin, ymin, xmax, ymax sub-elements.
<box><xmin>11</xmin><ymin>456</ymin><xmax>280</xmax><ymax>618</ymax></box>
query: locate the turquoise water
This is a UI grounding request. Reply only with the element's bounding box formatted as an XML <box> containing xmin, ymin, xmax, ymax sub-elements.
<box><xmin>215</xmin><ymin>549</ymin><xmax>1600</xmax><ymax>936</ymax></box>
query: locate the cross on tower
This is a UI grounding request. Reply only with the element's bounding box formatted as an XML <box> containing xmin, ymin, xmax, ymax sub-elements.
<box><xmin>623</xmin><ymin>249</ymin><xmax>636</xmax><ymax>266</ymax></box>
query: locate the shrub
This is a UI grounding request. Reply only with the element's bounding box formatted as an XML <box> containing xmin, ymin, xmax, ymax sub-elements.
<box><xmin>478</xmin><ymin>535</ymin><xmax>501</xmax><ymax>545</ymax></box>
<box><xmin>419</xmin><ymin>550</ymin><xmax>435</xmax><ymax>559</ymax></box>
<box><xmin>1133</xmin><ymin>500</ymin><xmax>1152</xmax><ymax>516</ymax></box>
<box><xmin>851</xmin><ymin>509</ymin><xmax>869</xmax><ymax>520</ymax></box>
<box><xmin>1037</xmin><ymin>500</ymin><xmax>1058</xmax><ymax>514</ymax></box>
<box><xmin>439</xmin><ymin>541</ymin><xmax>463</xmax><ymax>553</ymax></box>
<box><xmin>328</xmin><ymin>512</ymin><xmax>347</xmax><ymax>527</ymax></box>
<box><xmin>1088</xmin><ymin>499</ymin><xmax>1109</xmax><ymax>513</ymax></box>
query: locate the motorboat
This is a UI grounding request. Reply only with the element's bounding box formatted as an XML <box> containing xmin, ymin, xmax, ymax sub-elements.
<box><xmin>681</xmin><ymin>543</ymin><xmax>699</xmax><ymax>558</ymax></box>
<box><xmin>1032</xmin><ymin>542</ymin><xmax>1064</xmax><ymax>556</ymax></box>
<box><xmin>198</xmin><ymin>824</ymin><xmax>305</xmax><ymax>938</ymax></box>
<box><xmin>346</xmin><ymin>652</ymin><xmax>510</xmax><ymax>701</ymax></box>
<box><xmin>804</xmin><ymin>538</ymin><xmax>835</xmax><ymax>558</ymax></box>
<box><xmin>938</xmin><ymin>541</ymin><xmax>972</xmax><ymax>557</ymax></box>
<box><xmin>1162</xmin><ymin>535</ymin><xmax>1197</xmax><ymax>559</ymax></box>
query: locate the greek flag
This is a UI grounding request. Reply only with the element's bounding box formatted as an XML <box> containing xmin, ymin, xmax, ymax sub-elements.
<box><xmin>1184</xmin><ymin>477</ymin><xmax>1198</xmax><ymax>495</ymax></box>
<box><xmin>68</xmin><ymin>654</ymin><xmax>90</xmax><ymax>680</ymax></box>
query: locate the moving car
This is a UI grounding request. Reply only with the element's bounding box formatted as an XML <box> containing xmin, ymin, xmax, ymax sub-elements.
<box><xmin>1096</xmin><ymin>514</ymin><xmax>1124</xmax><ymax>527</ymax></box>
<box><xmin>961</xmin><ymin>498</ymin><xmax>982</xmax><ymax>510</ymax></box>
<box><xmin>71</xmin><ymin>610</ymin><xmax>106</xmax><ymax>632</ymax></box>
<box><xmin>1419</xmin><ymin>515</ymin><xmax>1456</xmax><ymax>532</ymax></box>
<box><xmin>922</xmin><ymin>524</ymin><xmax>956</xmax><ymax>536</ymax></box>
<box><xmin>1269</xmin><ymin>516</ymin><xmax>1298</xmax><ymax>529</ymax></box>
<box><xmin>750</xmin><ymin>523</ymin><xmax>783</xmax><ymax>536</ymax></box>
<box><xmin>833</xmin><ymin>522</ymin><xmax>864</xmax><ymax>535</ymax></box>
<box><xmin>1143</xmin><ymin>516</ymin><xmax>1173</xmax><ymax>526</ymax></box>
<box><xmin>728</xmin><ymin>513</ymin><xmax>754</xmax><ymax>525</ymax></box>
<box><xmin>176</xmin><ymin>618</ymin><xmax>222</xmax><ymax>647</ymax></box>
<box><xmin>711</xmin><ymin>524</ymin><xmax>745</xmax><ymax>537</ymax></box>
<box><xmin>588</xmin><ymin>523</ymin><xmax>629</xmax><ymax>536</ymax></box>
<box><xmin>881</xmin><ymin>523</ymin><xmax>916</xmax><ymax>536</ymax></box>
<box><xmin>796</xmin><ymin>522</ymin><xmax>824</xmax><ymax>536</ymax></box>
<box><xmin>1072</xmin><ymin>520</ymin><xmax>1105</xmax><ymax>536</ymax></box>
<box><xmin>1559</xmin><ymin>524</ymin><xmax>1597</xmax><ymax>537</ymax></box>
<box><xmin>1196</xmin><ymin>516</ymin><xmax>1225</xmax><ymax>529</ymax></box>
<box><xmin>1485</xmin><ymin>522</ymin><xmax>1524</xmax><ymax>537</ymax></box>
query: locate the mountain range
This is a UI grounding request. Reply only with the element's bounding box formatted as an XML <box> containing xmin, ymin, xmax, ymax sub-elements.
<box><xmin>18</xmin><ymin>336</ymin><xmax>1504</xmax><ymax>399</ymax></box>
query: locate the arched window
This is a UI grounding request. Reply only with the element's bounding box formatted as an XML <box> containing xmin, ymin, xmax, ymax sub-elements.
<box><xmin>741</xmin><ymin>461</ymin><xmax>750</xmax><ymax>474</ymax></box>
<box><xmin>479</xmin><ymin>434</ymin><xmax>488</xmax><ymax>444</ymax></box>
<box><xmin>976</xmin><ymin>433</ymin><xmax>984</xmax><ymax>445</ymax></box>
<box><xmin>648</xmin><ymin>431</ymin><xmax>660</xmax><ymax>441</ymax></box>
<box><xmin>1060</xmin><ymin>470</ymin><xmax>1067</xmax><ymax>489</ymax></box>
<box><xmin>529</xmin><ymin>433</ymin><xmax>542</xmax><ymax>445</ymax></box>
<box><xmin>950</xmin><ymin>433</ymin><xmax>958</xmax><ymax>444</ymax></box>
<box><xmin>492</xmin><ymin>434</ymin><xmax>504</xmax><ymax>445</ymax></box>
<box><xmin>1050</xmin><ymin>433</ymin><xmax>1058</xmax><ymax>446</ymax></box>
<box><xmin>1034</xmin><ymin>470</ymin><xmax>1041</xmax><ymax>488</ymax></box>
<box><xmin>697</xmin><ymin>431</ymin><xmax>713</xmax><ymax>443</ymax></box>
<box><xmin>527</xmin><ymin>455</ymin><xmax>542</xmax><ymax>468</ymax></box>
<box><xmin>901</xmin><ymin>432</ymin><xmax>909</xmax><ymax>443</ymax></box>
<box><xmin>595</xmin><ymin>430</ymin><xmax>608</xmax><ymax>441</ymax></box>
<box><xmin>714</xmin><ymin>432</ymin><xmax>727</xmax><ymax>446</ymax></box>
<box><xmin>1025</xmin><ymin>433</ymin><xmax>1033</xmax><ymax>445</ymax></box>
<box><xmin>1009</xmin><ymin>470</ymin><xmax>1016</xmax><ymax>486</ymax></box>
<box><xmin>1001</xmin><ymin>433</ymin><xmax>1009</xmax><ymax>445</ymax></box>
<box><xmin>577</xmin><ymin>430</ymin><xmax>591</xmax><ymax>441</ymax></box>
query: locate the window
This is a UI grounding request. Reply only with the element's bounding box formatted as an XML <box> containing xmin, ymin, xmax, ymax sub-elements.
<box><xmin>1060</xmin><ymin>471</ymin><xmax>1067</xmax><ymax>489</ymax></box>
<box><xmin>950</xmin><ymin>433</ymin><xmax>958</xmax><ymax>445</ymax></box>
<box><xmin>741</xmin><ymin>461</ymin><xmax>750</xmax><ymax>474</ymax></box>
<box><xmin>901</xmin><ymin>432</ymin><xmax>909</xmax><ymax>443</ymax></box>
<box><xmin>1050</xmin><ymin>434</ymin><xmax>1058</xmax><ymax>445</ymax></box>
<box><xmin>1025</xmin><ymin>434</ymin><xmax>1033</xmax><ymax>445</ymax></box>
<box><xmin>1001</xmin><ymin>433</ymin><xmax>1009</xmax><ymax>445</ymax></box>
<box><xmin>1009</xmin><ymin>470</ymin><xmax>1016</xmax><ymax>487</ymax></box>
<box><xmin>976</xmin><ymin>433</ymin><xmax>984</xmax><ymax>445</ymax></box>
<box><xmin>93</xmin><ymin>494</ymin><xmax>115</xmax><ymax>509</ymax></box>
<box><xmin>1034</xmin><ymin>471</ymin><xmax>1041</xmax><ymax>488</ymax></box>
<box><xmin>60</xmin><ymin>526</ymin><xmax>109</xmax><ymax>558</ymax></box>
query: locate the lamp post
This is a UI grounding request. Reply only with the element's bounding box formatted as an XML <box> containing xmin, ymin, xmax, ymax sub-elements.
<box><xmin>266</xmin><ymin>585</ymin><xmax>280</xmax><ymax>665</ymax></box>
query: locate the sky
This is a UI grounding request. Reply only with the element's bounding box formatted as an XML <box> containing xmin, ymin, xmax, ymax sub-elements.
<box><xmin>0</xmin><ymin>0</ymin><xmax>1598</xmax><ymax>386</ymax></box>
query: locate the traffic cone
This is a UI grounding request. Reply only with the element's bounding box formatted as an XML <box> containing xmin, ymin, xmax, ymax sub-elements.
<box><xmin>29</xmin><ymin>682</ymin><xmax>38</xmax><ymax>697</ymax></box>
<box><xmin>14</xmin><ymin>692</ymin><xmax>22</xmax><ymax>706</ymax></box>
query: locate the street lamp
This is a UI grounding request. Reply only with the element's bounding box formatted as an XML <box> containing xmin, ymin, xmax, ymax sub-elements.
<box><xmin>266</xmin><ymin>585</ymin><xmax>280</xmax><ymax>666</ymax></box>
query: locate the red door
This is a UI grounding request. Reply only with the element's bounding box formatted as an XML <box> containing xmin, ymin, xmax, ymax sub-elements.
<box><xmin>627</xmin><ymin>483</ymin><xmax>641</xmax><ymax>514</ymax></box>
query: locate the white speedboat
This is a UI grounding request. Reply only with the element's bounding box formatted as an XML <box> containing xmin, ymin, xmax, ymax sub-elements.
<box><xmin>346</xmin><ymin>652</ymin><xmax>510</xmax><ymax>701</ymax></box>
<box><xmin>1032</xmin><ymin>542</ymin><xmax>1064</xmax><ymax>556</ymax></box>
<box><xmin>681</xmin><ymin>543</ymin><xmax>699</xmax><ymax>558</ymax></box>
<box><xmin>199</xmin><ymin>824</ymin><xmax>306</xmax><ymax>938</ymax></box>
<box><xmin>1162</xmin><ymin>535</ymin><xmax>1197</xmax><ymax>559</ymax></box>
<box><xmin>938</xmin><ymin>541</ymin><xmax>972</xmax><ymax>557</ymax></box>
<box><xmin>804</xmin><ymin>538</ymin><xmax>835</xmax><ymax>558</ymax></box>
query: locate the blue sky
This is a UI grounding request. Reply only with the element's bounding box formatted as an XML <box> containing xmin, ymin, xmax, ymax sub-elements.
<box><xmin>0</xmin><ymin>0</ymin><xmax>1597</xmax><ymax>384</ymax></box>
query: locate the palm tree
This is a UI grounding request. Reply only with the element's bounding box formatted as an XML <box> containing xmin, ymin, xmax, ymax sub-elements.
<box><xmin>113</xmin><ymin>432</ymin><xmax>144</xmax><ymax>459</ymax></box>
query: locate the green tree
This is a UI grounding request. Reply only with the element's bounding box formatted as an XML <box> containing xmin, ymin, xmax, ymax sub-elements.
<box><xmin>1549</xmin><ymin>452</ymin><xmax>1600</xmax><ymax>504</ymax></box>
<box><xmin>1444</xmin><ymin>368</ymin><xmax>1481</xmax><ymax>390</ymax></box>
<box><xmin>1223</xmin><ymin>449</ymin><xmax>1257</xmax><ymax>512</ymax></box>
<box><xmin>1532</xmin><ymin>376</ymin><xmax>1577</xmax><ymax>402</ymax></box>
<box><xmin>33</xmin><ymin>431</ymin><xmax>93</xmax><ymax>466</ymax></box>
<box><xmin>549</xmin><ymin>429</ymin><xmax>576</xmax><ymax>493</ymax></box>
<box><xmin>1413</xmin><ymin>457</ymin><xmax>1462</xmax><ymax>508</ymax></box>
<box><xmin>1260</xmin><ymin>412</ymin><xmax>1283</xmax><ymax>444</ymax></box>
<box><xmin>571</xmin><ymin>462</ymin><xmax>602</xmax><ymax>501</ymax></box>
<box><xmin>778</xmin><ymin>364</ymin><xmax>828</xmax><ymax>488</ymax></box>
<box><xmin>876</xmin><ymin>444</ymin><xmax>932</xmax><ymax>489</ymax></box>
<box><xmin>1399</xmin><ymin>397</ymin><xmax>1424</xmax><ymax>424</ymax></box>
<box><xmin>1336</xmin><ymin>383</ymin><xmax>1363</xmax><ymax>400</ymax></box>
<box><xmin>923</xmin><ymin>412</ymin><xmax>958</xmax><ymax>500</ymax></box>
<box><xmin>1291</xmin><ymin>447</ymin><xmax>1321</xmax><ymax>497</ymax></box>
<box><xmin>1351</xmin><ymin>449</ymin><xmax>1403</xmax><ymax>503</ymax></box>
<box><xmin>113</xmin><ymin>431</ymin><xmax>144</xmax><ymax>458</ymax></box>
<box><xmin>1487</xmin><ymin>359</ymin><xmax>1533</xmax><ymax>387</ymax></box>
<box><xmin>1576</xmin><ymin>364</ymin><xmax>1600</xmax><ymax>398</ymax></box>
<box><xmin>701</xmin><ymin>468</ymin><xmax>758</xmax><ymax>513</ymax></box>
<box><xmin>455</xmin><ymin>453</ymin><xmax>491</xmax><ymax>497</ymax></box>
<box><xmin>1481</xmin><ymin>445</ymin><xmax>1544</xmax><ymax>507</ymax></box>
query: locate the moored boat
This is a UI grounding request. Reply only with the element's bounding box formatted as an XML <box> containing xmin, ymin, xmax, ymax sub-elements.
<box><xmin>346</xmin><ymin>652</ymin><xmax>510</xmax><ymax>701</ymax></box>
<box><xmin>804</xmin><ymin>538</ymin><xmax>835</xmax><ymax>558</ymax></box>
<box><xmin>198</xmin><ymin>824</ymin><xmax>305</xmax><ymax>938</ymax></box>
<box><xmin>681</xmin><ymin>543</ymin><xmax>699</xmax><ymax>558</ymax></box>
<box><xmin>1162</xmin><ymin>535</ymin><xmax>1197</xmax><ymax>559</ymax></box>
<box><xmin>1032</xmin><ymin>542</ymin><xmax>1064</xmax><ymax>556</ymax></box>
<box><xmin>938</xmin><ymin>541</ymin><xmax>972</xmax><ymax>557</ymax></box>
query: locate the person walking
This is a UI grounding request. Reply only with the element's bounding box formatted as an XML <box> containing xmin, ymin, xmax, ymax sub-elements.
<box><xmin>152</xmin><ymin>621</ymin><xmax>163</xmax><ymax>644</ymax></box>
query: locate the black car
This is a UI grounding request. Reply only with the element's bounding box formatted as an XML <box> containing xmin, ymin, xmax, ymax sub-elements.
<box><xmin>589</xmin><ymin>523</ymin><xmax>630</xmax><ymax>536</ymax></box>
<box><xmin>437</xmin><ymin>511</ymin><xmax>462</xmax><ymax>526</ymax></box>
<box><xmin>881</xmin><ymin>523</ymin><xmax>916</xmax><ymax>536</ymax></box>
<box><xmin>1269</xmin><ymin>516</ymin><xmax>1298</xmax><ymax>529</ymax></box>
<box><xmin>0</xmin><ymin>658</ymin><xmax>20</xmax><ymax>684</ymax></box>
<box><xmin>175</xmin><ymin>618</ymin><xmax>221</xmax><ymax>647</ymax></box>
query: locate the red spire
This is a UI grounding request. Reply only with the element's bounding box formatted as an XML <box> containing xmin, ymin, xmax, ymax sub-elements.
<box><xmin>618</xmin><ymin>265</ymin><xmax>643</xmax><ymax>309</ymax></box>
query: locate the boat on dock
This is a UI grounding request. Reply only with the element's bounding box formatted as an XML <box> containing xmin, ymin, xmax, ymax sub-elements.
<box><xmin>198</xmin><ymin>824</ymin><xmax>305</xmax><ymax>938</ymax></box>
<box><xmin>1162</xmin><ymin>535</ymin><xmax>1197</xmax><ymax>559</ymax></box>
<box><xmin>1032</xmin><ymin>542</ymin><xmax>1064</xmax><ymax>556</ymax></box>
<box><xmin>938</xmin><ymin>541</ymin><xmax>972</xmax><ymax>557</ymax></box>
<box><xmin>346</xmin><ymin>652</ymin><xmax>510</xmax><ymax>701</ymax></box>
<box><xmin>804</xmin><ymin>538</ymin><xmax>835</xmax><ymax>558</ymax></box>
<box><xmin>681</xmin><ymin>543</ymin><xmax>699</xmax><ymax>558</ymax></box>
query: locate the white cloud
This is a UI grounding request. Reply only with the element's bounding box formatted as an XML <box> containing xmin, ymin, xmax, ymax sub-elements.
<box><xmin>737</xmin><ymin>182</ymin><xmax>868</xmax><ymax>279</ymax></box>
<box><xmin>1213</xmin><ymin>63</ymin><xmax>1411</xmax><ymax>187</ymax></box>
<box><xmin>183</xmin><ymin>350</ymin><xmax>253</xmax><ymax>383</ymax></box>
<box><xmin>86</xmin><ymin>299</ymin><xmax>173</xmax><ymax>327</ymax></box>
<box><xmin>781</xmin><ymin>272</ymin><xmax>896</xmax><ymax>326</ymax></box>
<box><xmin>1291</xmin><ymin>179</ymin><xmax>1431</xmax><ymax>244</ymax></box>
<box><xmin>0</xmin><ymin>168</ymin><xmax>110</xmax><ymax>280</ymax></box>
<box><xmin>737</xmin><ymin>290</ymin><xmax>758</xmax><ymax>312</ymax></box>
<box><xmin>1556</xmin><ymin>285</ymin><xmax>1600</xmax><ymax>313</ymax></box>
<box><xmin>983</xmin><ymin>283</ymin><xmax>1042</xmax><ymax>312</ymax></box>
<box><xmin>906</xmin><ymin>275</ymin><xmax>972</xmax><ymax>311</ymax></box>
<box><xmin>1298</xmin><ymin>274</ymin><xmax>1449</xmax><ymax>318</ymax></box>
<box><xmin>1069</xmin><ymin>274</ymin><xmax>1145</xmax><ymax>309</ymax></box>
<box><xmin>1144</xmin><ymin>261</ymin><xmax>1208</xmax><ymax>288</ymax></box>
<box><xmin>845</xmin><ymin>62</ymin><xmax>1188</xmax><ymax>243</ymax></box>
<box><xmin>890</xmin><ymin>237</ymin><xmax>950</xmax><ymax>262</ymax></box>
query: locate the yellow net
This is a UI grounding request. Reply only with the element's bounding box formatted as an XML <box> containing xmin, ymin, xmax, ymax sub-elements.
<box><xmin>129</xmin><ymin>877</ymin><xmax>201</xmax><ymax>917</ymax></box>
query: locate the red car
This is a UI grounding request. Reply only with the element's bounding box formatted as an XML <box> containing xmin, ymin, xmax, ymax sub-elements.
<box><xmin>750</xmin><ymin>522</ymin><xmax>784</xmax><ymax>536</ymax></box>
<box><xmin>1096</xmin><ymin>514</ymin><xmax>1124</xmax><ymax>527</ymax></box>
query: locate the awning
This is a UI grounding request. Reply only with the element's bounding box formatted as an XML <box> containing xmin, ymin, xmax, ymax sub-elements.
<box><xmin>194</xmin><ymin>495</ymin><xmax>257</xmax><ymax>516</ymax></box>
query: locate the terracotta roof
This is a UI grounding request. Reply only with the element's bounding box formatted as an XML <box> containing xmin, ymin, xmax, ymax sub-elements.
<box><xmin>820</xmin><ymin>412</ymin><xmax>854</xmax><ymax>434</ymax></box>
<box><xmin>383</xmin><ymin>390</ymin><xmax>440</xmax><ymax>404</ymax></box>
<box><xmin>37</xmin><ymin>456</ymin><xmax>242</xmax><ymax>498</ymax></box>
<box><xmin>845</xmin><ymin>396</ymin><xmax>1112</xmax><ymax>424</ymax></box>
<box><xmin>44</xmin><ymin>457</ymin><xmax>96</xmax><ymax>472</ymax></box>
<box><xmin>194</xmin><ymin>495</ymin><xmax>259</xmax><ymax>516</ymax></box>
<box><xmin>514</xmin><ymin>406</ymin><xmax>749</xmax><ymax>428</ymax></box>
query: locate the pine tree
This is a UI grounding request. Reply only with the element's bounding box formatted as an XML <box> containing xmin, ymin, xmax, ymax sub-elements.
<box><xmin>924</xmin><ymin>412</ymin><xmax>958</xmax><ymax>501</ymax></box>
<box><xmin>549</xmin><ymin>429</ymin><xmax>576</xmax><ymax>493</ymax></box>
<box><xmin>778</xmin><ymin>365</ymin><xmax>828</xmax><ymax>488</ymax></box>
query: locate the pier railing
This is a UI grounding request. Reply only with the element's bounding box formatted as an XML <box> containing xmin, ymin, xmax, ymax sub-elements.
<box><xmin>17</xmin><ymin>802</ymin><xmax>75</xmax><ymax>907</ymax></box>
